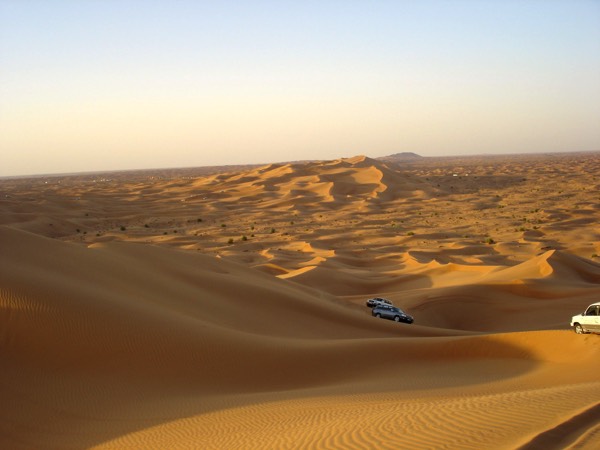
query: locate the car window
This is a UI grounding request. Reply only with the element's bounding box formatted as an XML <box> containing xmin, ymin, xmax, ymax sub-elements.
<box><xmin>585</xmin><ymin>306</ymin><xmax>598</xmax><ymax>316</ymax></box>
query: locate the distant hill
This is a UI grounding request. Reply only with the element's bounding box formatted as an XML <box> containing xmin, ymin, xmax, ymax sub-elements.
<box><xmin>377</xmin><ymin>152</ymin><xmax>423</xmax><ymax>163</ymax></box>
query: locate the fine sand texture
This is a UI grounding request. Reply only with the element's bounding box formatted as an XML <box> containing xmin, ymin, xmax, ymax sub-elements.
<box><xmin>1</xmin><ymin>152</ymin><xmax>600</xmax><ymax>449</ymax></box>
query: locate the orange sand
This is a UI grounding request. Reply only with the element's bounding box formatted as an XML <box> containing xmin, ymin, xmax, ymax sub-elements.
<box><xmin>1</xmin><ymin>152</ymin><xmax>599</xmax><ymax>449</ymax></box>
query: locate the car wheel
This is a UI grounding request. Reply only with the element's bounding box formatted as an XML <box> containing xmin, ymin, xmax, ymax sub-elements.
<box><xmin>574</xmin><ymin>323</ymin><xmax>585</xmax><ymax>334</ymax></box>
<box><xmin>394</xmin><ymin>316</ymin><xmax>400</xmax><ymax>322</ymax></box>
<box><xmin>375</xmin><ymin>313</ymin><xmax>381</xmax><ymax>318</ymax></box>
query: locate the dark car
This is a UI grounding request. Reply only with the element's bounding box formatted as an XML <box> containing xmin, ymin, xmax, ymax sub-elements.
<box><xmin>372</xmin><ymin>305</ymin><xmax>413</xmax><ymax>324</ymax></box>
<box><xmin>366</xmin><ymin>297</ymin><xmax>393</xmax><ymax>308</ymax></box>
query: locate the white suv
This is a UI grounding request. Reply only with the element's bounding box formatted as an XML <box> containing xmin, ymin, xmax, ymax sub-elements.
<box><xmin>571</xmin><ymin>302</ymin><xmax>600</xmax><ymax>334</ymax></box>
<box><xmin>366</xmin><ymin>297</ymin><xmax>393</xmax><ymax>308</ymax></box>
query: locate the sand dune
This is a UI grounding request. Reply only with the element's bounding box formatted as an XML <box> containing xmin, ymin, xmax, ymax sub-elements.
<box><xmin>1</xmin><ymin>152</ymin><xmax>600</xmax><ymax>448</ymax></box>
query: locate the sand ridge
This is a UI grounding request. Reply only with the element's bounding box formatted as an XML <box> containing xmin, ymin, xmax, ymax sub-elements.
<box><xmin>1</xmin><ymin>152</ymin><xmax>600</xmax><ymax>449</ymax></box>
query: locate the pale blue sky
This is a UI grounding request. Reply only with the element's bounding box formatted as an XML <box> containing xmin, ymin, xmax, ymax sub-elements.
<box><xmin>1</xmin><ymin>0</ymin><xmax>599</xmax><ymax>176</ymax></box>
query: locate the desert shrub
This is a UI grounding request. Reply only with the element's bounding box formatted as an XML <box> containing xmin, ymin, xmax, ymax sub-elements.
<box><xmin>242</xmin><ymin>235</ymin><xmax>248</xmax><ymax>241</ymax></box>
<box><xmin>407</xmin><ymin>231</ymin><xmax>415</xmax><ymax>236</ymax></box>
<box><xmin>485</xmin><ymin>237</ymin><xmax>495</xmax><ymax>244</ymax></box>
<box><xmin>228</xmin><ymin>238</ymin><xmax>234</xmax><ymax>244</ymax></box>
<box><xmin>120</xmin><ymin>226</ymin><xmax>126</xmax><ymax>231</ymax></box>
<box><xmin>221</xmin><ymin>223</ymin><xmax>226</xmax><ymax>228</ymax></box>
<box><xmin>197</xmin><ymin>218</ymin><xmax>202</xmax><ymax>222</ymax></box>
<box><xmin>270</xmin><ymin>228</ymin><xmax>276</xmax><ymax>233</ymax></box>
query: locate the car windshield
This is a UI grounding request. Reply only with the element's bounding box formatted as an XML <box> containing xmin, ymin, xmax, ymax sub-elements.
<box><xmin>586</xmin><ymin>306</ymin><xmax>598</xmax><ymax>316</ymax></box>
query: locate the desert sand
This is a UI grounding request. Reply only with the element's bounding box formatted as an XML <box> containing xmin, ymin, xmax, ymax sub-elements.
<box><xmin>1</xmin><ymin>151</ymin><xmax>599</xmax><ymax>449</ymax></box>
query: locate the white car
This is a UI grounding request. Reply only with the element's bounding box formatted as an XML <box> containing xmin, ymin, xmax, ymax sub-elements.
<box><xmin>571</xmin><ymin>302</ymin><xmax>600</xmax><ymax>334</ymax></box>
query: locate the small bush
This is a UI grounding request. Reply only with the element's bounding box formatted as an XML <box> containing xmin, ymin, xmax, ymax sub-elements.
<box><xmin>407</xmin><ymin>231</ymin><xmax>415</xmax><ymax>236</ymax></box>
<box><xmin>120</xmin><ymin>226</ymin><xmax>126</xmax><ymax>231</ymax></box>
<box><xmin>242</xmin><ymin>235</ymin><xmax>248</xmax><ymax>241</ymax></box>
<box><xmin>228</xmin><ymin>238</ymin><xmax>234</xmax><ymax>244</ymax></box>
<box><xmin>270</xmin><ymin>228</ymin><xmax>276</xmax><ymax>233</ymax></box>
<box><xmin>485</xmin><ymin>237</ymin><xmax>495</xmax><ymax>244</ymax></box>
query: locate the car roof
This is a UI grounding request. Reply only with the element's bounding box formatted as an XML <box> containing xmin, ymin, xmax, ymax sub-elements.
<box><xmin>587</xmin><ymin>302</ymin><xmax>600</xmax><ymax>307</ymax></box>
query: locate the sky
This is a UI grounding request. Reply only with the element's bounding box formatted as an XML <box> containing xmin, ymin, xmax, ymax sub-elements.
<box><xmin>1</xmin><ymin>0</ymin><xmax>599</xmax><ymax>176</ymax></box>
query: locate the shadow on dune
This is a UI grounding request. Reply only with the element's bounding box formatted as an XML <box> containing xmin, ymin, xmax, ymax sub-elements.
<box><xmin>0</xmin><ymin>306</ymin><xmax>540</xmax><ymax>449</ymax></box>
<box><xmin>517</xmin><ymin>402</ymin><xmax>600</xmax><ymax>450</ymax></box>
<box><xmin>0</xmin><ymin>226</ymin><xmax>540</xmax><ymax>449</ymax></box>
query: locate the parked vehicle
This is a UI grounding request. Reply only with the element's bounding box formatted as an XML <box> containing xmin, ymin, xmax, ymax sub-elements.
<box><xmin>372</xmin><ymin>304</ymin><xmax>413</xmax><ymax>324</ymax></box>
<box><xmin>571</xmin><ymin>302</ymin><xmax>600</xmax><ymax>334</ymax></box>
<box><xmin>366</xmin><ymin>297</ymin><xmax>393</xmax><ymax>308</ymax></box>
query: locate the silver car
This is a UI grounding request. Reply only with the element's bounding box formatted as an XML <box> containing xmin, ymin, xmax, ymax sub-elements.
<box><xmin>366</xmin><ymin>297</ymin><xmax>393</xmax><ymax>308</ymax></box>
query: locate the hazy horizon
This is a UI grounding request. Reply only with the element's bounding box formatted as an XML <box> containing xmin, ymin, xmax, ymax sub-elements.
<box><xmin>1</xmin><ymin>0</ymin><xmax>599</xmax><ymax>177</ymax></box>
<box><xmin>2</xmin><ymin>149</ymin><xmax>600</xmax><ymax>180</ymax></box>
